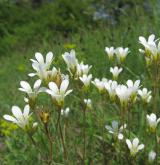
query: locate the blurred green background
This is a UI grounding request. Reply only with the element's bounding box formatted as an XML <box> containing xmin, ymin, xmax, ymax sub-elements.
<box><xmin>0</xmin><ymin>0</ymin><xmax>159</xmax><ymax>164</ymax></box>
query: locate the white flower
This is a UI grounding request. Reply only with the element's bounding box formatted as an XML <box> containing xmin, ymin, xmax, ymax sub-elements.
<box><xmin>19</xmin><ymin>80</ymin><xmax>44</xmax><ymax>101</ymax></box>
<box><xmin>61</xmin><ymin>107</ymin><xmax>70</xmax><ymax>117</ymax></box>
<box><xmin>62</xmin><ymin>49</ymin><xmax>78</xmax><ymax>74</ymax></box>
<box><xmin>115</xmin><ymin>47</ymin><xmax>129</xmax><ymax>63</ymax></box>
<box><xmin>79</xmin><ymin>74</ymin><xmax>92</xmax><ymax>88</ymax></box>
<box><xmin>126</xmin><ymin>138</ymin><xmax>145</xmax><ymax>156</ymax></box>
<box><xmin>105</xmin><ymin>80</ymin><xmax>118</xmax><ymax>100</ymax></box>
<box><xmin>76</xmin><ymin>62</ymin><xmax>92</xmax><ymax>77</ymax></box>
<box><xmin>105</xmin><ymin>121</ymin><xmax>126</xmax><ymax>140</ymax></box>
<box><xmin>139</xmin><ymin>34</ymin><xmax>159</xmax><ymax>62</ymax></box>
<box><xmin>30</xmin><ymin>52</ymin><xmax>54</xmax><ymax>70</ymax></box>
<box><xmin>105</xmin><ymin>47</ymin><xmax>115</xmax><ymax>60</ymax></box>
<box><xmin>138</xmin><ymin>88</ymin><xmax>152</xmax><ymax>103</ymax></box>
<box><xmin>3</xmin><ymin>105</ymin><xmax>35</xmax><ymax>130</ymax></box>
<box><xmin>110</xmin><ymin>66</ymin><xmax>123</xmax><ymax>80</ymax></box>
<box><xmin>148</xmin><ymin>150</ymin><xmax>156</xmax><ymax>163</ymax></box>
<box><xmin>29</xmin><ymin>52</ymin><xmax>54</xmax><ymax>81</ymax></box>
<box><xmin>146</xmin><ymin>113</ymin><xmax>160</xmax><ymax>132</ymax></box>
<box><xmin>92</xmin><ymin>78</ymin><xmax>105</xmax><ymax>93</ymax></box>
<box><xmin>115</xmin><ymin>85</ymin><xmax>131</xmax><ymax>107</ymax></box>
<box><xmin>84</xmin><ymin>99</ymin><xmax>92</xmax><ymax>109</ymax></box>
<box><xmin>46</xmin><ymin>79</ymin><xmax>72</xmax><ymax>106</ymax></box>
<box><xmin>139</xmin><ymin>34</ymin><xmax>156</xmax><ymax>49</ymax></box>
<box><xmin>126</xmin><ymin>80</ymin><xmax>141</xmax><ymax>99</ymax></box>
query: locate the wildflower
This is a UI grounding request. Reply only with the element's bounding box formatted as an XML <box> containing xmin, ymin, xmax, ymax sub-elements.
<box><xmin>84</xmin><ymin>99</ymin><xmax>92</xmax><ymax>109</ymax></box>
<box><xmin>30</xmin><ymin>52</ymin><xmax>54</xmax><ymax>70</ymax></box>
<box><xmin>115</xmin><ymin>85</ymin><xmax>131</xmax><ymax>107</ymax></box>
<box><xmin>92</xmin><ymin>78</ymin><xmax>105</xmax><ymax>93</ymax></box>
<box><xmin>76</xmin><ymin>62</ymin><xmax>92</xmax><ymax>77</ymax></box>
<box><xmin>62</xmin><ymin>49</ymin><xmax>78</xmax><ymax>75</ymax></box>
<box><xmin>139</xmin><ymin>34</ymin><xmax>156</xmax><ymax>50</ymax></box>
<box><xmin>3</xmin><ymin>105</ymin><xmax>37</xmax><ymax>131</ymax></box>
<box><xmin>19</xmin><ymin>80</ymin><xmax>44</xmax><ymax>104</ymax></box>
<box><xmin>146</xmin><ymin>113</ymin><xmax>160</xmax><ymax>133</ymax></box>
<box><xmin>139</xmin><ymin>34</ymin><xmax>160</xmax><ymax>62</ymax></box>
<box><xmin>29</xmin><ymin>52</ymin><xmax>55</xmax><ymax>83</ymax></box>
<box><xmin>79</xmin><ymin>74</ymin><xmax>92</xmax><ymax>89</ymax></box>
<box><xmin>126</xmin><ymin>80</ymin><xmax>141</xmax><ymax>102</ymax></box>
<box><xmin>105</xmin><ymin>80</ymin><xmax>118</xmax><ymax>101</ymax></box>
<box><xmin>126</xmin><ymin>138</ymin><xmax>144</xmax><ymax>156</ymax></box>
<box><xmin>105</xmin><ymin>47</ymin><xmax>115</xmax><ymax>61</ymax></box>
<box><xmin>115</xmin><ymin>47</ymin><xmax>129</xmax><ymax>63</ymax></box>
<box><xmin>46</xmin><ymin>79</ymin><xmax>72</xmax><ymax>107</ymax></box>
<box><xmin>105</xmin><ymin>121</ymin><xmax>126</xmax><ymax>140</ymax></box>
<box><xmin>138</xmin><ymin>88</ymin><xmax>152</xmax><ymax>103</ymax></box>
<box><xmin>110</xmin><ymin>66</ymin><xmax>123</xmax><ymax>80</ymax></box>
<box><xmin>61</xmin><ymin>107</ymin><xmax>70</xmax><ymax>117</ymax></box>
<box><xmin>148</xmin><ymin>150</ymin><xmax>156</xmax><ymax>163</ymax></box>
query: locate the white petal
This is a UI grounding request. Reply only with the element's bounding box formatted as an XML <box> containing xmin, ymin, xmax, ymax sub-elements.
<box><xmin>3</xmin><ymin>115</ymin><xmax>17</xmax><ymax>123</ymax></box>
<box><xmin>23</xmin><ymin>105</ymin><xmax>30</xmax><ymax>117</ymax></box>
<box><xmin>48</xmin><ymin>82</ymin><xmax>59</xmax><ymax>93</ymax></box>
<box><xmin>35</xmin><ymin>52</ymin><xmax>44</xmax><ymax>64</ymax></box>
<box><xmin>138</xmin><ymin>144</ymin><xmax>144</xmax><ymax>150</ymax></box>
<box><xmin>46</xmin><ymin>89</ymin><xmax>54</xmax><ymax>95</ymax></box>
<box><xmin>112</xmin><ymin>121</ymin><xmax>118</xmax><ymax>130</ymax></box>
<box><xmin>34</xmin><ymin>79</ymin><xmax>41</xmax><ymax>90</ymax></box>
<box><xmin>126</xmin><ymin>139</ymin><xmax>132</xmax><ymax>149</ymax></box>
<box><xmin>20</xmin><ymin>81</ymin><xmax>32</xmax><ymax>92</ymax></box>
<box><xmin>65</xmin><ymin>89</ymin><xmax>73</xmax><ymax>96</ymax></box>
<box><xmin>60</xmin><ymin>79</ymin><xmax>69</xmax><ymax>93</ymax></box>
<box><xmin>133</xmin><ymin>138</ymin><xmax>139</xmax><ymax>147</ymax></box>
<box><xmin>105</xmin><ymin>125</ymin><xmax>113</xmax><ymax>132</ymax></box>
<box><xmin>28</xmin><ymin>73</ymin><xmax>36</xmax><ymax>77</ymax></box>
<box><xmin>46</xmin><ymin>52</ymin><xmax>53</xmax><ymax>63</ymax></box>
<box><xmin>12</xmin><ymin>106</ymin><xmax>23</xmax><ymax>119</ymax></box>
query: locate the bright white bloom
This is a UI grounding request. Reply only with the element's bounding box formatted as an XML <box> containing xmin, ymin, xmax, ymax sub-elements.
<box><xmin>61</xmin><ymin>107</ymin><xmax>70</xmax><ymax>117</ymax></box>
<box><xmin>79</xmin><ymin>74</ymin><xmax>92</xmax><ymax>88</ymax></box>
<box><xmin>19</xmin><ymin>80</ymin><xmax>44</xmax><ymax>101</ymax></box>
<box><xmin>126</xmin><ymin>138</ymin><xmax>145</xmax><ymax>156</ymax></box>
<box><xmin>84</xmin><ymin>99</ymin><xmax>92</xmax><ymax>109</ymax></box>
<box><xmin>62</xmin><ymin>49</ymin><xmax>78</xmax><ymax>74</ymax></box>
<box><xmin>3</xmin><ymin>105</ymin><xmax>36</xmax><ymax>130</ymax></box>
<box><xmin>30</xmin><ymin>52</ymin><xmax>54</xmax><ymax>70</ymax></box>
<box><xmin>138</xmin><ymin>88</ymin><xmax>152</xmax><ymax>103</ymax></box>
<box><xmin>146</xmin><ymin>113</ymin><xmax>160</xmax><ymax>132</ymax></box>
<box><xmin>139</xmin><ymin>34</ymin><xmax>160</xmax><ymax>62</ymax></box>
<box><xmin>76</xmin><ymin>62</ymin><xmax>92</xmax><ymax>77</ymax></box>
<box><xmin>29</xmin><ymin>52</ymin><xmax>55</xmax><ymax>81</ymax></box>
<box><xmin>105</xmin><ymin>121</ymin><xmax>126</xmax><ymax>140</ymax></box>
<box><xmin>116</xmin><ymin>85</ymin><xmax>131</xmax><ymax>106</ymax></box>
<box><xmin>126</xmin><ymin>80</ymin><xmax>141</xmax><ymax>99</ymax></box>
<box><xmin>139</xmin><ymin>34</ymin><xmax>156</xmax><ymax>49</ymax></box>
<box><xmin>105</xmin><ymin>47</ymin><xmax>115</xmax><ymax>60</ymax></box>
<box><xmin>115</xmin><ymin>47</ymin><xmax>129</xmax><ymax>63</ymax></box>
<box><xmin>110</xmin><ymin>66</ymin><xmax>123</xmax><ymax>80</ymax></box>
<box><xmin>46</xmin><ymin>79</ymin><xmax>72</xmax><ymax>106</ymax></box>
<box><xmin>148</xmin><ymin>150</ymin><xmax>156</xmax><ymax>163</ymax></box>
<box><xmin>105</xmin><ymin>80</ymin><xmax>118</xmax><ymax>101</ymax></box>
<box><xmin>92</xmin><ymin>78</ymin><xmax>105</xmax><ymax>93</ymax></box>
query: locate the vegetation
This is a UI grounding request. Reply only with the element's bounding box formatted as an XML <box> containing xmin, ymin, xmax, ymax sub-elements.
<box><xmin>0</xmin><ymin>0</ymin><xmax>160</xmax><ymax>164</ymax></box>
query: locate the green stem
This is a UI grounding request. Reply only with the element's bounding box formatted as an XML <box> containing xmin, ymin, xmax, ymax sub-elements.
<box><xmin>83</xmin><ymin>106</ymin><xmax>86</xmax><ymax>165</ymax></box>
<box><xmin>44</xmin><ymin>123</ymin><xmax>53</xmax><ymax>165</ymax></box>
<box><xmin>57</xmin><ymin>110</ymin><xmax>68</xmax><ymax>163</ymax></box>
<box><xmin>155</xmin><ymin>131</ymin><xmax>158</xmax><ymax>165</ymax></box>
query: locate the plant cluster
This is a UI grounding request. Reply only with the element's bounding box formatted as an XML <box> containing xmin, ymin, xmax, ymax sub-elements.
<box><xmin>3</xmin><ymin>34</ymin><xmax>160</xmax><ymax>164</ymax></box>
